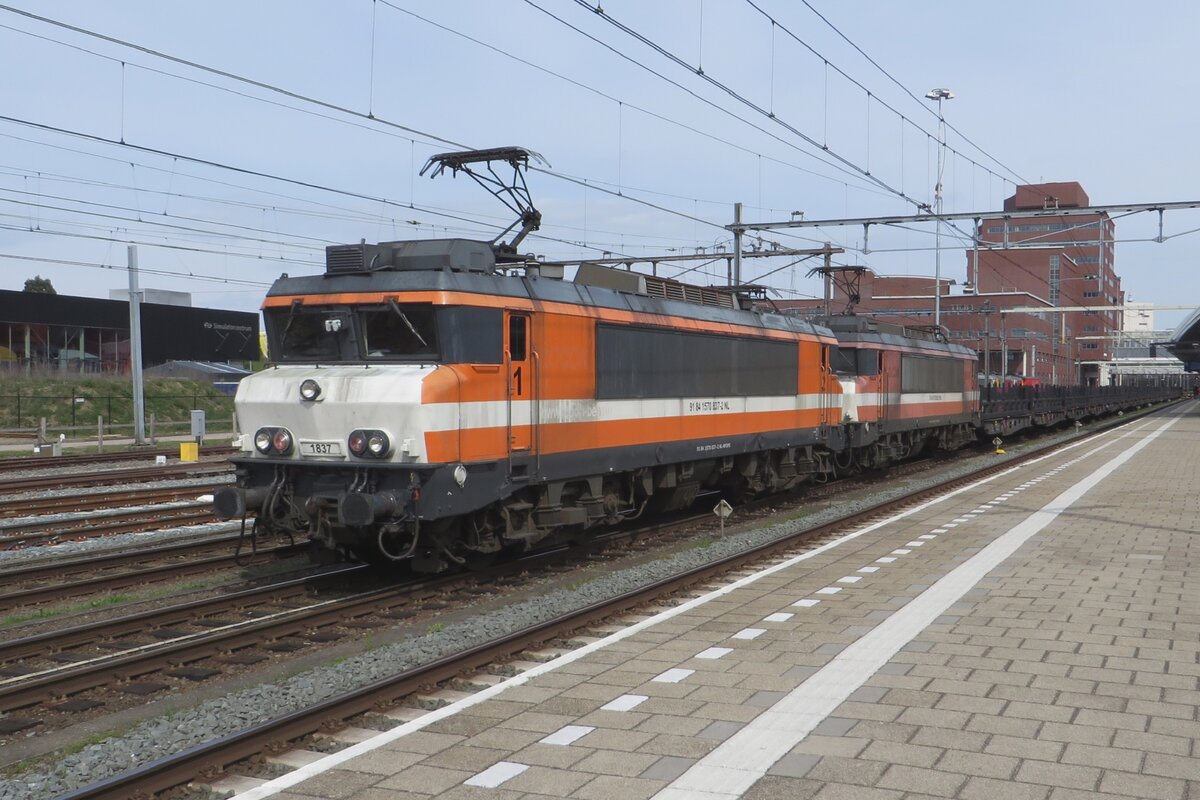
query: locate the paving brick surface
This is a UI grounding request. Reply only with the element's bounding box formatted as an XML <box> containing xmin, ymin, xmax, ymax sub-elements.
<box><xmin>266</xmin><ymin>404</ymin><xmax>1200</xmax><ymax>799</ymax></box>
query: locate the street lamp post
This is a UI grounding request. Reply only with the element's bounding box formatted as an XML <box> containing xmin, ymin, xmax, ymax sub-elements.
<box><xmin>925</xmin><ymin>88</ymin><xmax>954</xmax><ymax>330</ymax></box>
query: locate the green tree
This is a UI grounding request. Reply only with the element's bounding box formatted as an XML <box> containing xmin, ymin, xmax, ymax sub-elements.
<box><xmin>23</xmin><ymin>275</ymin><xmax>56</xmax><ymax>294</ymax></box>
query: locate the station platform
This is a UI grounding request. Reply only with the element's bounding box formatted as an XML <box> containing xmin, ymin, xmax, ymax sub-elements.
<box><xmin>231</xmin><ymin>400</ymin><xmax>1200</xmax><ymax>800</ymax></box>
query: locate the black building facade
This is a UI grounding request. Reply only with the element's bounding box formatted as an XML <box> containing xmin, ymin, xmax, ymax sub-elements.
<box><xmin>0</xmin><ymin>290</ymin><xmax>259</xmax><ymax>372</ymax></box>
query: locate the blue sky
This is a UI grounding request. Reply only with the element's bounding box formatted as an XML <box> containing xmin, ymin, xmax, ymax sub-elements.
<box><xmin>2</xmin><ymin>1</ymin><xmax>1198</xmax><ymax>327</ymax></box>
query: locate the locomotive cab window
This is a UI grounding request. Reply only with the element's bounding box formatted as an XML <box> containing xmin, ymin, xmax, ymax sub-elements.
<box><xmin>270</xmin><ymin>306</ymin><xmax>357</xmax><ymax>361</ymax></box>
<box><xmin>828</xmin><ymin>347</ymin><xmax>881</xmax><ymax>377</ymax></box>
<box><xmin>267</xmin><ymin>302</ymin><xmax>506</xmax><ymax>364</ymax></box>
<box><xmin>830</xmin><ymin>346</ymin><xmax>856</xmax><ymax>376</ymax></box>
<box><xmin>508</xmin><ymin>315</ymin><xmax>527</xmax><ymax>361</ymax></box>
<box><xmin>857</xmin><ymin>349</ymin><xmax>881</xmax><ymax>376</ymax></box>
<box><xmin>359</xmin><ymin>302</ymin><xmax>438</xmax><ymax>360</ymax></box>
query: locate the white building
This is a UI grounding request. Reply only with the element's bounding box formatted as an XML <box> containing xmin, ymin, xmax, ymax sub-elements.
<box><xmin>1123</xmin><ymin>302</ymin><xmax>1154</xmax><ymax>333</ymax></box>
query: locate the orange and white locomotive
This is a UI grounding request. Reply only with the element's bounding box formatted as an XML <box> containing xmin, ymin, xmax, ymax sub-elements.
<box><xmin>216</xmin><ymin>244</ymin><xmax>979</xmax><ymax>572</ymax></box>
<box><xmin>215</xmin><ymin>148</ymin><xmax>980</xmax><ymax>571</ymax></box>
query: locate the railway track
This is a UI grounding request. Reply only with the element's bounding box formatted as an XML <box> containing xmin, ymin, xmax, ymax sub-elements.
<box><xmin>0</xmin><ymin>483</ymin><xmax>228</xmax><ymax>519</ymax></box>
<box><xmin>0</xmin><ymin>532</ymin><xmax>302</xmax><ymax>613</ymax></box>
<box><xmin>0</xmin><ymin>445</ymin><xmax>234</xmax><ymax>474</ymax></box>
<box><xmin>0</xmin><ymin>503</ymin><xmax>218</xmax><ymax>550</ymax></box>
<box><xmin>0</xmin><ymin>507</ymin><xmax>721</xmax><ymax>734</ymax></box>
<box><xmin>0</xmin><ymin>566</ymin><xmax>360</xmax><ymax>666</ymax></box>
<box><xmin>0</xmin><ymin>461</ymin><xmax>230</xmax><ymax>495</ymax></box>
<box><xmin>0</xmin><ymin>566</ymin><xmax>470</xmax><ymax>727</ymax></box>
<box><xmin>38</xmin><ymin>402</ymin><xmax>1186</xmax><ymax>799</ymax></box>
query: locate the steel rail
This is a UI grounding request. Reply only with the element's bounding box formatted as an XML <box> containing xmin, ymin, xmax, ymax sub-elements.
<box><xmin>0</xmin><ymin>445</ymin><xmax>234</xmax><ymax>473</ymax></box>
<box><xmin>0</xmin><ymin>564</ymin><xmax>364</xmax><ymax>664</ymax></box>
<box><xmin>0</xmin><ymin>505</ymin><xmax>216</xmax><ymax>549</ymax></box>
<box><xmin>0</xmin><ymin>537</ymin><xmax>298</xmax><ymax>613</ymax></box>
<box><xmin>0</xmin><ymin>484</ymin><xmax>227</xmax><ymax>518</ymax></box>
<box><xmin>0</xmin><ymin>462</ymin><xmax>230</xmax><ymax>494</ymax></box>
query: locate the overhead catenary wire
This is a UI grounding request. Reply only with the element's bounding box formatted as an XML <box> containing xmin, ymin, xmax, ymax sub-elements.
<box><xmin>0</xmin><ymin>158</ymin><xmax>711</xmax><ymax>253</ymax></box>
<box><xmin>0</xmin><ymin>4</ymin><xmax>853</xmax><ymax>288</ymax></box>
<box><xmin>379</xmin><ymin>1</ymin><xmax>894</xmax><ymax>202</ymax></box>
<box><xmin>0</xmin><ymin>165</ymin><xmax>708</xmax><ymax>257</ymax></box>
<box><xmin>0</xmin><ymin>250</ymin><xmax>273</xmax><ymax>287</ymax></box>
<box><xmin>0</xmin><ymin>5</ymin><xmax>747</xmax><ymax>243</ymax></box>
<box><xmin>0</xmin><ymin>218</ymin><xmax>320</xmax><ymax>268</ymax></box>
<box><xmin>568</xmin><ymin>0</ymin><xmax>935</xmax><ymax>212</ymax></box>
<box><xmin>0</xmin><ymin>113</ymin><xmax>684</xmax><ymax>265</ymax></box>
<box><xmin>0</xmin><ymin>3</ymin><xmax>1136</xmax><ymax>301</ymax></box>
<box><xmin>522</xmin><ymin>0</ymin><xmax>893</xmax><ymax>200</ymax></box>
<box><xmin>792</xmin><ymin>0</ymin><xmax>1030</xmax><ymax>188</ymax></box>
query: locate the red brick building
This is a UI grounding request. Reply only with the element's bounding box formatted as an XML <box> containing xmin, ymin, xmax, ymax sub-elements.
<box><xmin>970</xmin><ymin>182</ymin><xmax>1122</xmax><ymax>385</ymax></box>
<box><xmin>779</xmin><ymin>182</ymin><xmax>1120</xmax><ymax>386</ymax></box>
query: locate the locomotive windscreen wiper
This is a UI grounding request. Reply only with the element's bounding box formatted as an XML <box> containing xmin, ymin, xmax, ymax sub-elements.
<box><xmin>279</xmin><ymin>298</ymin><xmax>302</xmax><ymax>345</ymax></box>
<box><xmin>388</xmin><ymin>298</ymin><xmax>428</xmax><ymax>348</ymax></box>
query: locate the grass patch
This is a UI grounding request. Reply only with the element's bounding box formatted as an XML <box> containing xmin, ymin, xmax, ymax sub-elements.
<box><xmin>0</xmin><ymin>606</ymin><xmax>61</xmax><ymax>626</ymax></box>
<box><xmin>0</xmin><ymin>727</ymin><xmax>124</xmax><ymax>780</ymax></box>
<box><xmin>0</xmin><ymin>577</ymin><xmax>239</xmax><ymax>628</ymax></box>
<box><xmin>0</xmin><ymin>374</ymin><xmax>234</xmax><ymax>434</ymax></box>
<box><xmin>59</xmin><ymin>728</ymin><xmax>122</xmax><ymax>758</ymax></box>
<box><xmin>0</xmin><ymin>594</ymin><xmax>134</xmax><ymax>627</ymax></box>
<box><xmin>427</xmin><ymin>622</ymin><xmax>445</xmax><ymax>634</ymax></box>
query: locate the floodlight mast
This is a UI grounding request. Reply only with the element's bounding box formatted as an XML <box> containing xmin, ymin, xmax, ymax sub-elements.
<box><xmin>421</xmin><ymin>146</ymin><xmax>548</xmax><ymax>259</ymax></box>
<box><xmin>924</xmin><ymin>88</ymin><xmax>953</xmax><ymax>329</ymax></box>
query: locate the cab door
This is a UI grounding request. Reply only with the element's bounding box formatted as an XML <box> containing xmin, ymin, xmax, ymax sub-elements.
<box><xmin>505</xmin><ymin>312</ymin><xmax>533</xmax><ymax>453</ymax></box>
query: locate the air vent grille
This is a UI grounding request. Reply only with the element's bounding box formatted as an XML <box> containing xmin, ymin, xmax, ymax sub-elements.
<box><xmin>326</xmin><ymin>244</ymin><xmax>367</xmax><ymax>274</ymax></box>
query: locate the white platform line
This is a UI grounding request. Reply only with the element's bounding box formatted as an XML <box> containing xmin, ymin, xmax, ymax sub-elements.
<box><xmin>601</xmin><ymin>694</ymin><xmax>647</xmax><ymax>711</ymax></box>
<box><xmin>540</xmin><ymin>725</ymin><xmax>594</xmax><ymax>746</ymax></box>
<box><xmin>650</xmin><ymin>412</ymin><xmax>1181</xmax><ymax>800</ymax></box>
<box><xmin>466</xmin><ymin>761</ymin><xmax>528</xmax><ymax>788</ymax></box>
<box><xmin>731</xmin><ymin>628</ymin><xmax>766</xmax><ymax>641</ymax></box>
<box><xmin>696</xmin><ymin>647</ymin><xmax>734</xmax><ymax>659</ymax></box>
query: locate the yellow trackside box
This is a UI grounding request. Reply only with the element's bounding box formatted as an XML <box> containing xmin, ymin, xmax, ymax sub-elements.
<box><xmin>180</xmin><ymin>442</ymin><xmax>199</xmax><ymax>462</ymax></box>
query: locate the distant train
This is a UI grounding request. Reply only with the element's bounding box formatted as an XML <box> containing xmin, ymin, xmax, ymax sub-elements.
<box><xmin>213</xmin><ymin>237</ymin><xmax>1181</xmax><ymax>571</ymax></box>
<box><xmin>213</xmin><ymin>147</ymin><xmax>1183</xmax><ymax>571</ymax></box>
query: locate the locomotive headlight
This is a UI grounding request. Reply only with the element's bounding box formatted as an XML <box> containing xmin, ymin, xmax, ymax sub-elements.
<box><xmin>271</xmin><ymin>428</ymin><xmax>293</xmax><ymax>455</ymax></box>
<box><xmin>453</xmin><ymin>464</ymin><xmax>467</xmax><ymax>487</ymax></box>
<box><xmin>348</xmin><ymin>429</ymin><xmax>389</xmax><ymax>458</ymax></box>
<box><xmin>299</xmin><ymin>379</ymin><xmax>322</xmax><ymax>401</ymax></box>
<box><xmin>367</xmin><ymin>432</ymin><xmax>390</xmax><ymax>457</ymax></box>
<box><xmin>254</xmin><ymin>427</ymin><xmax>293</xmax><ymax>455</ymax></box>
